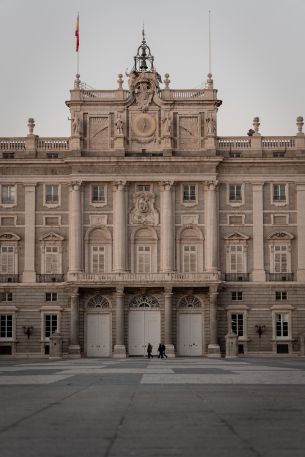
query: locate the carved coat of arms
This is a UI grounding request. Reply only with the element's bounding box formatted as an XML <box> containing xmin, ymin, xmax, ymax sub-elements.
<box><xmin>129</xmin><ymin>191</ymin><xmax>159</xmax><ymax>225</ymax></box>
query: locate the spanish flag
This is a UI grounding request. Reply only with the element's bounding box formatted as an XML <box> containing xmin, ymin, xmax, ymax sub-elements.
<box><xmin>75</xmin><ymin>14</ymin><xmax>79</xmax><ymax>52</ymax></box>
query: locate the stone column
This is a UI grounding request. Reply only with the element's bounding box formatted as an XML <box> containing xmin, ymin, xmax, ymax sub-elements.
<box><xmin>164</xmin><ymin>288</ymin><xmax>175</xmax><ymax>357</ymax></box>
<box><xmin>160</xmin><ymin>181</ymin><xmax>175</xmax><ymax>272</ymax></box>
<box><xmin>23</xmin><ymin>184</ymin><xmax>36</xmax><ymax>282</ymax></box>
<box><xmin>297</xmin><ymin>184</ymin><xmax>305</xmax><ymax>281</ymax></box>
<box><xmin>252</xmin><ymin>183</ymin><xmax>266</xmax><ymax>281</ymax></box>
<box><xmin>113</xmin><ymin>287</ymin><xmax>126</xmax><ymax>357</ymax></box>
<box><xmin>208</xmin><ymin>287</ymin><xmax>221</xmax><ymax>357</ymax></box>
<box><xmin>68</xmin><ymin>182</ymin><xmax>82</xmax><ymax>279</ymax></box>
<box><xmin>205</xmin><ymin>181</ymin><xmax>218</xmax><ymax>271</ymax></box>
<box><xmin>69</xmin><ymin>291</ymin><xmax>80</xmax><ymax>357</ymax></box>
<box><xmin>113</xmin><ymin>181</ymin><xmax>127</xmax><ymax>272</ymax></box>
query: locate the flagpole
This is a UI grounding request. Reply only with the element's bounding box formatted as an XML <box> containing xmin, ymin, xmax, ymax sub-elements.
<box><xmin>208</xmin><ymin>10</ymin><xmax>212</xmax><ymax>75</ymax></box>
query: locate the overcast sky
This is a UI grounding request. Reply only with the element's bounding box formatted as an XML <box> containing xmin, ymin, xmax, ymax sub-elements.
<box><xmin>0</xmin><ymin>0</ymin><xmax>304</xmax><ymax>137</ymax></box>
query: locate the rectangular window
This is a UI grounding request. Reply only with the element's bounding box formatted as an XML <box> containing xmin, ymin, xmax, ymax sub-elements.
<box><xmin>183</xmin><ymin>185</ymin><xmax>196</xmax><ymax>203</ymax></box>
<box><xmin>92</xmin><ymin>185</ymin><xmax>106</xmax><ymax>203</ymax></box>
<box><xmin>45</xmin><ymin>217</ymin><xmax>60</xmax><ymax>226</ymax></box>
<box><xmin>45</xmin><ymin>292</ymin><xmax>57</xmax><ymax>302</ymax></box>
<box><xmin>92</xmin><ymin>246</ymin><xmax>105</xmax><ymax>274</ymax></box>
<box><xmin>231</xmin><ymin>313</ymin><xmax>244</xmax><ymax>337</ymax></box>
<box><xmin>229</xmin><ymin>185</ymin><xmax>242</xmax><ymax>202</ymax></box>
<box><xmin>276</xmin><ymin>313</ymin><xmax>289</xmax><ymax>337</ymax></box>
<box><xmin>45</xmin><ymin>246</ymin><xmax>59</xmax><ymax>274</ymax></box>
<box><xmin>0</xmin><ymin>292</ymin><xmax>13</xmax><ymax>302</ymax></box>
<box><xmin>232</xmin><ymin>291</ymin><xmax>243</xmax><ymax>301</ymax></box>
<box><xmin>137</xmin><ymin>184</ymin><xmax>151</xmax><ymax>192</ymax></box>
<box><xmin>0</xmin><ymin>314</ymin><xmax>12</xmax><ymax>338</ymax></box>
<box><xmin>45</xmin><ymin>314</ymin><xmax>58</xmax><ymax>338</ymax></box>
<box><xmin>1</xmin><ymin>185</ymin><xmax>16</xmax><ymax>204</ymax></box>
<box><xmin>0</xmin><ymin>246</ymin><xmax>15</xmax><ymax>274</ymax></box>
<box><xmin>183</xmin><ymin>245</ymin><xmax>197</xmax><ymax>273</ymax></box>
<box><xmin>275</xmin><ymin>291</ymin><xmax>287</xmax><ymax>300</ymax></box>
<box><xmin>45</xmin><ymin>185</ymin><xmax>59</xmax><ymax>204</ymax></box>
<box><xmin>274</xmin><ymin>245</ymin><xmax>288</xmax><ymax>273</ymax></box>
<box><xmin>137</xmin><ymin>246</ymin><xmax>151</xmax><ymax>273</ymax></box>
<box><xmin>273</xmin><ymin>184</ymin><xmax>286</xmax><ymax>202</ymax></box>
<box><xmin>229</xmin><ymin>245</ymin><xmax>244</xmax><ymax>273</ymax></box>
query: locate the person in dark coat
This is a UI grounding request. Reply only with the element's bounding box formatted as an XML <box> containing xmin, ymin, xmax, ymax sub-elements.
<box><xmin>147</xmin><ymin>342</ymin><xmax>153</xmax><ymax>359</ymax></box>
<box><xmin>161</xmin><ymin>343</ymin><xmax>167</xmax><ymax>358</ymax></box>
<box><xmin>158</xmin><ymin>343</ymin><xmax>163</xmax><ymax>358</ymax></box>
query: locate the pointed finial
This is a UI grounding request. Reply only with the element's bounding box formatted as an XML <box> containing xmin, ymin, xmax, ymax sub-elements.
<box><xmin>142</xmin><ymin>23</ymin><xmax>146</xmax><ymax>43</ymax></box>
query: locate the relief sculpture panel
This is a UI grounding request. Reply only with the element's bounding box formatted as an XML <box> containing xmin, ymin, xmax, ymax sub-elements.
<box><xmin>178</xmin><ymin>116</ymin><xmax>200</xmax><ymax>150</ymax></box>
<box><xmin>89</xmin><ymin>117</ymin><xmax>109</xmax><ymax>150</ymax></box>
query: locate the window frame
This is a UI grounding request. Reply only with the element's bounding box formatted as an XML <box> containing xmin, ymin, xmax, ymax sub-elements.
<box><xmin>0</xmin><ymin>184</ymin><xmax>17</xmax><ymax>208</ymax></box>
<box><xmin>227</xmin><ymin>183</ymin><xmax>245</xmax><ymax>207</ymax></box>
<box><xmin>136</xmin><ymin>245</ymin><xmax>152</xmax><ymax>273</ymax></box>
<box><xmin>182</xmin><ymin>244</ymin><xmax>198</xmax><ymax>273</ymax></box>
<box><xmin>0</xmin><ymin>292</ymin><xmax>13</xmax><ymax>302</ymax></box>
<box><xmin>91</xmin><ymin>245</ymin><xmax>106</xmax><ymax>274</ymax></box>
<box><xmin>271</xmin><ymin>183</ymin><xmax>288</xmax><ymax>207</ymax></box>
<box><xmin>45</xmin><ymin>292</ymin><xmax>58</xmax><ymax>302</ymax></box>
<box><xmin>275</xmin><ymin>291</ymin><xmax>287</xmax><ymax>301</ymax></box>
<box><xmin>182</xmin><ymin>184</ymin><xmax>198</xmax><ymax>206</ymax></box>
<box><xmin>232</xmin><ymin>291</ymin><xmax>243</xmax><ymax>301</ymax></box>
<box><xmin>43</xmin><ymin>184</ymin><xmax>61</xmax><ymax>208</ymax></box>
<box><xmin>90</xmin><ymin>184</ymin><xmax>107</xmax><ymax>207</ymax></box>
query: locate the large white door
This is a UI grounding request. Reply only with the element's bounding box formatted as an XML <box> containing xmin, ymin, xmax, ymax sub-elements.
<box><xmin>87</xmin><ymin>314</ymin><xmax>111</xmax><ymax>357</ymax></box>
<box><xmin>178</xmin><ymin>313</ymin><xmax>202</xmax><ymax>356</ymax></box>
<box><xmin>128</xmin><ymin>310</ymin><xmax>161</xmax><ymax>356</ymax></box>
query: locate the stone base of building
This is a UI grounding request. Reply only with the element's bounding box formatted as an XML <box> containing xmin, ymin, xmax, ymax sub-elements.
<box><xmin>68</xmin><ymin>345</ymin><xmax>81</xmax><ymax>358</ymax></box>
<box><xmin>207</xmin><ymin>344</ymin><xmax>221</xmax><ymax>358</ymax></box>
<box><xmin>113</xmin><ymin>345</ymin><xmax>127</xmax><ymax>358</ymax></box>
<box><xmin>164</xmin><ymin>344</ymin><xmax>175</xmax><ymax>358</ymax></box>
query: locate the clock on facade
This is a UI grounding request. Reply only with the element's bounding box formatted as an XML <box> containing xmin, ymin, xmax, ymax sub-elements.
<box><xmin>132</xmin><ymin>114</ymin><xmax>156</xmax><ymax>137</ymax></box>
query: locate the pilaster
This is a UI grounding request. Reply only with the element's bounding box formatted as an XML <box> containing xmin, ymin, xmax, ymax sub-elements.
<box><xmin>69</xmin><ymin>291</ymin><xmax>81</xmax><ymax>357</ymax></box>
<box><xmin>113</xmin><ymin>181</ymin><xmax>127</xmax><ymax>272</ymax></box>
<box><xmin>207</xmin><ymin>286</ymin><xmax>221</xmax><ymax>357</ymax></box>
<box><xmin>113</xmin><ymin>287</ymin><xmax>127</xmax><ymax>358</ymax></box>
<box><xmin>252</xmin><ymin>183</ymin><xmax>266</xmax><ymax>281</ymax></box>
<box><xmin>164</xmin><ymin>287</ymin><xmax>175</xmax><ymax>357</ymax></box>
<box><xmin>67</xmin><ymin>181</ymin><xmax>82</xmax><ymax>280</ymax></box>
<box><xmin>159</xmin><ymin>181</ymin><xmax>175</xmax><ymax>272</ymax></box>
<box><xmin>297</xmin><ymin>184</ymin><xmax>305</xmax><ymax>281</ymax></box>
<box><xmin>205</xmin><ymin>181</ymin><xmax>219</xmax><ymax>271</ymax></box>
<box><xmin>23</xmin><ymin>184</ymin><xmax>36</xmax><ymax>283</ymax></box>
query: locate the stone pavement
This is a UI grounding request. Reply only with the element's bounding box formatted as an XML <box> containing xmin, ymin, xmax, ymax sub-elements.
<box><xmin>0</xmin><ymin>357</ymin><xmax>305</xmax><ymax>456</ymax></box>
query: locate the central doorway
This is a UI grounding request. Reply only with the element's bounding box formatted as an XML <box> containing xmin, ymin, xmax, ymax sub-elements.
<box><xmin>128</xmin><ymin>295</ymin><xmax>161</xmax><ymax>356</ymax></box>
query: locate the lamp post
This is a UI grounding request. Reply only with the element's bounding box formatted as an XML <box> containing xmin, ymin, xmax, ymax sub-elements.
<box><xmin>23</xmin><ymin>326</ymin><xmax>34</xmax><ymax>340</ymax></box>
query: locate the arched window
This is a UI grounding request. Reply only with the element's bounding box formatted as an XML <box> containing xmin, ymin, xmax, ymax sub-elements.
<box><xmin>177</xmin><ymin>226</ymin><xmax>203</xmax><ymax>273</ymax></box>
<box><xmin>131</xmin><ymin>227</ymin><xmax>158</xmax><ymax>273</ymax></box>
<box><xmin>87</xmin><ymin>295</ymin><xmax>111</xmax><ymax>309</ymax></box>
<box><xmin>85</xmin><ymin>226</ymin><xmax>112</xmax><ymax>274</ymax></box>
<box><xmin>178</xmin><ymin>295</ymin><xmax>202</xmax><ymax>308</ymax></box>
<box><xmin>129</xmin><ymin>295</ymin><xmax>160</xmax><ymax>308</ymax></box>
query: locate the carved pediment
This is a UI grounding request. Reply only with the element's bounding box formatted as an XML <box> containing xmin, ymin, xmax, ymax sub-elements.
<box><xmin>129</xmin><ymin>191</ymin><xmax>159</xmax><ymax>225</ymax></box>
<box><xmin>0</xmin><ymin>232</ymin><xmax>21</xmax><ymax>241</ymax></box>
<box><xmin>267</xmin><ymin>231</ymin><xmax>294</xmax><ymax>241</ymax></box>
<box><xmin>40</xmin><ymin>232</ymin><xmax>64</xmax><ymax>242</ymax></box>
<box><xmin>224</xmin><ymin>232</ymin><xmax>250</xmax><ymax>241</ymax></box>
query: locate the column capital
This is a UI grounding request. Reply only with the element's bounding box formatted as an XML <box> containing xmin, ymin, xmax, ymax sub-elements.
<box><xmin>113</xmin><ymin>180</ymin><xmax>127</xmax><ymax>191</ymax></box>
<box><xmin>69</xmin><ymin>181</ymin><xmax>82</xmax><ymax>191</ymax></box>
<box><xmin>205</xmin><ymin>180</ymin><xmax>219</xmax><ymax>191</ymax></box>
<box><xmin>116</xmin><ymin>286</ymin><xmax>125</xmax><ymax>297</ymax></box>
<box><xmin>296</xmin><ymin>183</ymin><xmax>305</xmax><ymax>191</ymax></box>
<box><xmin>24</xmin><ymin>183</ymin><xmax>37</xmax><ymax>190</ymax></box>
<box><xmin>164</xmin><ymin>287</ymin><xmax>173</xmax><ymax>296</ymax></box>
<box><xmin>159</xmin><ymin>180</ymin><xmax>175</xmax><ymax>191</ymax></box>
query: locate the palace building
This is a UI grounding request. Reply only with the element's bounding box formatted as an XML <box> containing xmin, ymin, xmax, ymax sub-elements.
<box><xmin>1</xmin><ymin>32</ymin><xmax>305</xmax><ymax>358</ymax></box>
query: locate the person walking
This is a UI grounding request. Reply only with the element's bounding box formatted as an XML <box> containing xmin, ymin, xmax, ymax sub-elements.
<box><xmin>161</xmin><ymin>343</ymin><xmax>167</xmax><ymax>358</ymax></box>
<box><xmin>158</xmin><ymin>343</ymin><xmax>164</xmax><ymax>358</ymax></box>
<box><xmin>147</xmin><ymin>342</ymin><xmax>153</xmax><ymax>359</ymax></box>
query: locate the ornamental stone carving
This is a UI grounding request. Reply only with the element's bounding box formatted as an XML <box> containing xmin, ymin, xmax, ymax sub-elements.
<box><xmin>129</xmin><ymin>191</ymin><xmax>159</xmax><ymax>225</ymax></box>
<box><xmin>129</xmin><ymin>295</ymin><xmax>159</xmax><ymax>308</ymax></box>
<box><xmin>128</xmin><ymin>72</ymin><xmax>160</xmax><ymax>112</ymax></box>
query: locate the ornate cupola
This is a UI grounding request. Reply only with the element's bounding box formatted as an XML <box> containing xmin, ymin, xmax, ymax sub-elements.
<box><xmin>132</xmin><ymin>28</ymin><xmax>155</xmax><ymax>73</ymax></box>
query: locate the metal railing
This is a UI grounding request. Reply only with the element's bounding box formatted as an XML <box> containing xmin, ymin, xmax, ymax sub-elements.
<box><xmin>37</xmin><ymin>274</ymin><xmax>65</xmax><ymax>283</ymax></box>
<box><xmin>224</xmin><ymin>273</ymin><xmax>250</xmax><ymax>282</ymax></box>
<box><xmin>0</xmin><ymin>274</ymin><xmax>20</xmax><ymax>283</ymax></box>
<box><xmin>267</xmin><ymin>273</ymin><xmax>294</xmax><ymax>282</ymax></box>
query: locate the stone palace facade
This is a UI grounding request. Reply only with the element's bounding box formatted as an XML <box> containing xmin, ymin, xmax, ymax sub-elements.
<box><xmin>1</xmin><ymin>33</ymin><xmax>305</xmax><ymax>358</ymax></box>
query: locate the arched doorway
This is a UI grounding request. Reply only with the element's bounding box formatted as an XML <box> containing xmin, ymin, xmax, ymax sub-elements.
<box><xmin>128</xmin><ymin>295</ymin><xmax>161</xmax><ymax>356</ymax></box>
<box><xmin>86</xmin><ymin>295</ymin><xmax>112</xmax><ymax>357</ymax></box>
<box><xmin>177</xmin><ymin>295</ymin><xmax>203</xmax><ymax>356</ymax></box>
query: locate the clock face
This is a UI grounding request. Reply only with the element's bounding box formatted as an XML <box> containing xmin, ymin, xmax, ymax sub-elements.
<box><xmin>132</xmin><ymin>114</ymin><xmax>156</xmax><ymax>137</ymax></box>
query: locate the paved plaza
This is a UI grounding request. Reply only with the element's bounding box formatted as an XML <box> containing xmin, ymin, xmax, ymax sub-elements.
<box><xmin>1</xmin><ymin>357</ymin><xmax>305</xmax><ymax>456</ymax></box>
